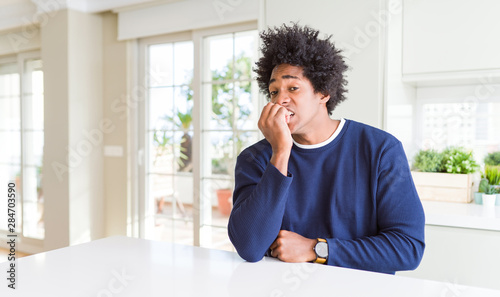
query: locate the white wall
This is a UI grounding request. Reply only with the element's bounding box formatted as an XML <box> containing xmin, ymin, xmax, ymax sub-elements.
<box><xmin>102</xmin><ymin>11</ymin><xmax>129</xmax><ymax>237</ymax></box>
<box><xmin>385</xmin><ymin>0</ymin><xmax>417</xmax><ymax>159</ymax></box>
<box><xmin>67</xmin><ymin>9</ymin><xmax>104</xmax><ymax>245</ymax></box>
<box><xmin>263</xmin><ymin>0</ymin><xmax>389</xmax><ymax>128</ymax></box>
<box><xmin>41</xmin><ymin>10</ymin><xmax>71</xmax><ymax>251</ymax></box>
<box><xmin>0</xmin><ymin>26</ymin><xmax>41</xmax><ymax>56</ymax></box>
<box><xmin>42</xmin><ymin>9</ymin><xmax>104</xmax><ymax>250</ymax></box>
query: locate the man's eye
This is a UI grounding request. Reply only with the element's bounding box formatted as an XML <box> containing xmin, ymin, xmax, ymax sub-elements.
<box><xmin>270</xmin><ymin>91</ymin><xmax>278</xmax><ymax>96</ymax></box>
<box><xmin>290</xmin><ymin>87</ymin><xmax>298</xmax><ymax>91</ymax></box>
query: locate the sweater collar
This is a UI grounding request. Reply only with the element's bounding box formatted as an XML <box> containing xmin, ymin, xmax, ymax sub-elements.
<box><xmin>293</xmin><ymin>118</ymin><xmax>346</xmax><ymax>149</ymax></box>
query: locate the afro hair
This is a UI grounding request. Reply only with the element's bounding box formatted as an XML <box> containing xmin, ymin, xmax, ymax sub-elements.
<box><xmin>254</xmin><ymin>23</ymin><xmax>349</xmax><ymax>115</ymax></box>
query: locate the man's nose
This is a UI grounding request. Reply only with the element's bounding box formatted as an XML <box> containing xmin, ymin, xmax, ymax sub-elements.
<box><xmin>272</xmin><ymin>91</ymin><xmax>290</xmax><ymax>105</ymax></box>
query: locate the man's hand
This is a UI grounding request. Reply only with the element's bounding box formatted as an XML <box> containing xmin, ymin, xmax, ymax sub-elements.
<box><xmin>269</xmin><ymin>230</ymin><xmax>317</xmax><ymax>263</ymax></box>
<box><xmin>258</xmin><ymin>103</ymin><xmax>293</xmax><ymax>175</ymax></box>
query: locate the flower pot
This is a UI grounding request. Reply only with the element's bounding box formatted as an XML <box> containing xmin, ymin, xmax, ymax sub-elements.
<box><xmin>482</xmin><ymin>194</ymin><xmax>497</xmax><ymax>207</ymax></box>
<box><xmin>411</xmin><ymin>172</ymin><xmax>474</xmax><ymax>203</ymax></box>
<box><xmin>474</xmin><ymin>192</ymin><xmax>483</xmax><ymax>204</ymax></box>
<box><xmin>496</xmin><ymin>194</ymin><xmax>500</xmax><ymax>206</ymax></box>
<box><xmin>216</xmin><ymin>189</ymin><xmax>233</xmax><ymax>216</ymax></box>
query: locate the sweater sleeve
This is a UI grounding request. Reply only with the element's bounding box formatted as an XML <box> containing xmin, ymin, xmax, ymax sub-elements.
<box><xmin>227</xmin><ymin>150</ymin><xmax>293</xmax><ymax>262</ymax></box>
<box><xmin>327</xmin><ymin>142</ymin><xmax>425</xmax><ymax>274</ymax></box>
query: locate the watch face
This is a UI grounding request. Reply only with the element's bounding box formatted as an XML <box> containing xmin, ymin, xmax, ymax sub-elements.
<box><xmin>315</xmin><ymin>242</ymin><xmax>328</xmax><ymax>258</ymax></box>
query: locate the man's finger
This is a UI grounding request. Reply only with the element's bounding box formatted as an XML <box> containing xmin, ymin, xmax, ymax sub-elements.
<box><xmin>258</xmin><ymin>103</ymin><xmax>276</xmax><ymax>128</ymax></box>
<box><xmin>269</xmin><ymin>239</ymin><xmax>278</xmax><ymax>250</ymax></box>
<box><xmin>267</xmin><ymin>104</ymin><xmax>289</xmax><ymax>126</ymax></box>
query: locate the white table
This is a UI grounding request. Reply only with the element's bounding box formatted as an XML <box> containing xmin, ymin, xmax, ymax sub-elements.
<box><xmin>1</xmin><ymin>236</ymin><xmax>500</xmax><ymax>297</ymax></box>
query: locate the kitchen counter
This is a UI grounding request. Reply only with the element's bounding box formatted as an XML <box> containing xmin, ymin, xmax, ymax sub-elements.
<box><xmin>422</xmin><ymin>200</ymin><xmax>500</xmax><ymax>231</ymax></box>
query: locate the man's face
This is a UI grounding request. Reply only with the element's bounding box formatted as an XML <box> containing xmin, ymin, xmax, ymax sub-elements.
<box><xmin>268</xmin><ymin>64</ymin><xmax>329</xmax><ymax>136</ymax></box>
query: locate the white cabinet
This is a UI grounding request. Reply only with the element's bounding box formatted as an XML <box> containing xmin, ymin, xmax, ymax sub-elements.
<box><xmin>397</xmin><ymin>201</ymin><xmax>500</xmax><ymax>291</ymax></box>
<box><xmin>398</xmin><ymin>225</ymin><xmax>500</xmax><ymax>291</ymax></box>
<box><xmin>402</xmin><ymin>0</ymin><xmax>500</xmax><ymax>77</ymax></box>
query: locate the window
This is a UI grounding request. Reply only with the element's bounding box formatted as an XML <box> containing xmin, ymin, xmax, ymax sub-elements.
<box><xmin>144</xmin><ymin>38</ymin><xmax>195</xmax><ymax>244</ymax></box>
<box><xmin>0</xmin><ymin>53</ymin><xmax>44</xmax><ymax>241</ymax></box>
<box><xmin>416</xmin><ymin>85</ymin><xmax>500</xmax><ymax>164</ymax></box>
<box><xmin>138</xmin><ymin>24</ymin><xmax>260</xmax><ymax>251</ymax></box>
<box><xmin>200</xmin><ymin>30</ymin><xmax>260</xmax><ymax>250</ymax></box>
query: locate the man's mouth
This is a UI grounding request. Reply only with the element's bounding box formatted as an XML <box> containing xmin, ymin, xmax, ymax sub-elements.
<box><xmin>285</xmin><ymin>111</ymin><xmax>295</xmax><ymax>124</ymax></box>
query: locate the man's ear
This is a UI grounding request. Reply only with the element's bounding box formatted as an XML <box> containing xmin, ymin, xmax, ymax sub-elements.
<box><xmin>320</xmin><ymin>94</ymin><xmax>330</xmax><ymax>103</ymax></box>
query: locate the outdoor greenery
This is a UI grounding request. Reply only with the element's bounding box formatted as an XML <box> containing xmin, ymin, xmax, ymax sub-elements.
<box><xmin>152</xmin><ymin>85</ymin><xmax>193</xmax><ymax>171</ymax></box>
<box><xmin>412</xmin><ymin>146</ymin><xmax>479</xmax><ymax>174</ymax></box>
<box><xmin>151</xmin><ymin>53</ymin><xmax>253</xmax><ymax>177</ymax></box>
<box><xmin>484</xmin><ymin>151</ymin><xmax>500</xmax><ymax>166</ymax></box>
<box><xmin>210</xmin><ymin>54</ymin><xmax>252</xmax><ymax>175</ymax></box>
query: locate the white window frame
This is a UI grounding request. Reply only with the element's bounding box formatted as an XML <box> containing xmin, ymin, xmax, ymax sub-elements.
<box><xmin>0</xmin><ymin>50</ymin><xmax>45</xmax><ymax>252</ymax></box>
<box><xmin>135</xmin><ymin>21</ymin><xmax>261</xmax><ymax>247</ymax></box>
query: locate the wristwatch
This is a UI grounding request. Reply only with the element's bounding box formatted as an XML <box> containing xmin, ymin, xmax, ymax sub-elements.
<box><xmin>313</xmin><ymin>238</ymin><xmax>328</xmax><ymax>264</ymax></box>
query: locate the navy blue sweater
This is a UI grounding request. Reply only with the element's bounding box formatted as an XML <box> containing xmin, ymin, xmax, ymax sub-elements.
<box><xmin>227</xmin><ymin>119</ymin><xmax>425</xmax><ymax>274</ymax></box>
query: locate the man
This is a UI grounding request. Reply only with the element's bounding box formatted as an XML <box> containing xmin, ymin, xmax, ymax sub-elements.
<box><xmin>227</xmin><ymin>23</ymin><xmax>425</xmax><ymax>274</ymax></box>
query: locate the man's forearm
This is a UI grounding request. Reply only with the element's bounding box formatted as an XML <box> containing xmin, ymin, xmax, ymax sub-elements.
<box><xmin>270</xmin><ymin>151</ymin><xmax>290</xmax><ymax>176</ymax></box>
<box><xmin>228</xmin><ymin>161</ymin><xmax>293</xmax><ymax>262</ymax></box>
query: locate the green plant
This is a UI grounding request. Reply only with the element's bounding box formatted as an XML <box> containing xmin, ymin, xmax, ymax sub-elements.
<box><xmin>441</xmin><ymin>147</ymin><xmax>479</xmax><ymax>174</ymax></box>
<box><xmin>483</xmin><ymin>165</ymin><xmax>500</xmax><ymax>186</ymax></box>
<box><xmin>479</xmin><ymin>179</ymin><xmax>500</xmax><ymax>195</ymax></box>
<box><xmin>412</xmin><ymin>149</ymin><xmax>443</xmax><ymax>172</ymax></box>
<box><xmin>484</xmin><ymin>151</ymin><xmax>500</xmax><ymax>166</ymax></box>
<box><xmin>412</xmin><ymin>146</ymin><xmax>479</xmax><ymax>174</ymax></box>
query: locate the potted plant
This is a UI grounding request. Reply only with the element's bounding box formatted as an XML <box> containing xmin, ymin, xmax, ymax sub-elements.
<box><xmin>479</xmin><ymin>178</ymin><xmax>499</xmax><ymax>207</ymax></box>
<box><xmin>484</xmin><ymin>152</ymin><xmax>500</xmax><ymax>205</ymax></box>
<box><xmin>483</xmin><ymin>165</ymin><xmax>500</xmax><ymax>206</ymax></box>
<box><xmin>212</xmin><ymin>150</ymin><xmax>235</xmax><ymax>216</ymax></box>
<box><xmin>411</xmin><ymin>147</ymin><xmax>479</xmax><ymax>203</ymax></box>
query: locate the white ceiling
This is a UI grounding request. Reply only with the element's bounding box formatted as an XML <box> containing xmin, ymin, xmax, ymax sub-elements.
<box><xmin>0</xmin><ymin>0</ymin><xmax>182</xmax><ymax>31</ymax></box>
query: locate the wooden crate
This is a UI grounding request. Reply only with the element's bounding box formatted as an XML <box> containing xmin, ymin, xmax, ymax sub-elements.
<box><xmin>411</xmin><ymin>172</ymin><xmax>474</xmax><ymax>203</ymax></box>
